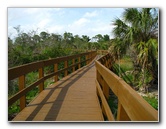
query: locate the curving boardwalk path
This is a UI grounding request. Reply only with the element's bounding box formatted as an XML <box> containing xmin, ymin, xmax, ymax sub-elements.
<box><xmin>13</xmin><ymin>59</ymin><xmax>104</xmax><ymax>121</ymax></box>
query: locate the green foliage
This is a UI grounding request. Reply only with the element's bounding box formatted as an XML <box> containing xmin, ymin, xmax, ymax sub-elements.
<box><xmin>8</xmin><ymin>79</ymin><xmax>19</xmax><ymax>97</ymax></box>
<box><xmin>112</xmin><ymin>56</ymin><xmax>134</xmax><ymax>86</ymax></box>
<box><xmin>143</xmin><ymin>96</ymin><xmax>158</xmax><ymax>110</ymax></box>
<box><xmin>9</xmin><ymin>28</ymin><xmax>111</xmax><ymax>68</ymax></box>
<box><xmin>108</xmin><ymin>96</ymin><xmax>118</xmax><ymax>118</ymax></box>
<box><xmin>8</xmin><ymin>101</ymin><xmax>20</xmax><ymax>117</ymax></box>
<box><xmin>118</xmin><ymin>56</ymin><xmax>134</xmax><ymax>71</ymax></box>
<box><xmin>110</xmin><ymin>8</ymin><xmax>158</xmax><ymax>89</ymax></box>
<box><xmin>26</xmin><ymin>87</ymin><xmax>39</xmax><ymax>102</ymax></box>
<box><xmin>8</xmin><ymin>104</ymin><xmax>20</xmax><ymax>115</ymax></box>
<box><xmin>25</xmin><ymin>72</ymin><xmax>39</xmax><ymax>86</ymax></box>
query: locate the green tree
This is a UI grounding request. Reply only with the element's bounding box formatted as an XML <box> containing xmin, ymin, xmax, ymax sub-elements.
<box><xmin>94</xmin><ymin>34</ymin><xmax>103</xmax><ymax>42</ymax></box>
<box><xmin>111</xmin><ymin>8</ymin><xmax>158</xmax><ymax>89</ymax></box>
<box><xmin>82</xmin><ymin>35</ymin><xmax>90</xmax><ymax>42</ymax></box>
<box><xmin>103</xmin><ymin>34</ymin><xmax>110</xmax><ymax>42</ymax></box>
<box><xmin>63</xmin><ymin>32</ymin><xmax>74</xmax><ymax>48</ymax></box>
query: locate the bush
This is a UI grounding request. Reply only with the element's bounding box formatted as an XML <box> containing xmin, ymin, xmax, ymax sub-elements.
<box><xmin>143</xmin><ymin>96</ymin><xmax>158</xmax><ymax>110</ymax></box>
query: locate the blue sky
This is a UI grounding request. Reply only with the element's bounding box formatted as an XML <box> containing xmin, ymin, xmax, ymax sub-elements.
<box><xmin>8</xmin><ymin>8</ymin><xmax>125</xmax><ymax>39</ymax></box>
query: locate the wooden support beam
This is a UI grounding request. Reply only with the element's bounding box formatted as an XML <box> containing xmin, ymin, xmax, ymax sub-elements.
<box><xmin>90</xmin><ymin>53</ymin><xmax>92</xmax><ymax>62</ymax></box>
<box><xmin>78</xmin><ymin>57</ymin><xmax>81</xmax><ymax>69</ymax></box>
<box><xmin>64</xmin><ymin>60</ymin><xmax>68</xmax><ymax>76</ymax></box>
<box><xmin>72</xmin><ymin>58</ymin><xmax>75</xmax><ymax>72</ymax></box>
<box><xmin>19</xmin><ymin>75</ymin><xmax>26</xmax><ymax>111</ymax></box>
<box><xmin>54</xmin><ymin>63</ymin><xmax>58</xmax><ymax>82</ymax></box>
<box><xmin>86</xmin><ymin>55</ymin><xmax>89</xmax><ymax>65</ymax></box>
<box><xmin>39</xmin><ymin>68</ymin><xmax>44</xmax><ymax>93</ymax></box>
<box><xmin>117</xmin><ymin>101</ymin><xmax>130</xmax><ymax>121</ymax></box>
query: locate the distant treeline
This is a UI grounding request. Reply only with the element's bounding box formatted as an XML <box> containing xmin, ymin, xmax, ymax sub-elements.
<box><xmin>8</xmin><ymin>26</ymin><xmax>111</xmax><ymax>68</ymax></box>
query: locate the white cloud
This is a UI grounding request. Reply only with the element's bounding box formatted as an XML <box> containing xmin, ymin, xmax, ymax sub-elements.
<box><xmin>73</xmin><ymin>18</ymin><xmax>89</xmax><ymax>26</ymax></box>
<box><xmin>47</xmin><ymin>25</ymin><xmax>64</xmax><ymax>33</ymax></box>
<box><xmin>84</xmin><ymin>11</ymin><xmax>98</xmax><ymax>17</ymax></box>
<box><xmin>8</xmin><ymin>8</ymin><xmax>124</xmax><ymax>39</ymax></box>
<box><xmin>37</xmin><ymin>19</ymin><xmax>51</xmax><ymax>28</ymax></box>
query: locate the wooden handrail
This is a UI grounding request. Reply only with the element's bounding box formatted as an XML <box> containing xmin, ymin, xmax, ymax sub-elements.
<box><xmin>8</xmin><ymin>52</ymin><xmax>96</xmax><ymax>81</ymax></box>
<box><xmin>95</xmin><ymin>53</ymin><xmax>158</xmax><ymax>121</ymax></box>
<box><xmin>8</xmin><ymin>51</ymin><xmax>97</xmax><ymax>110</ymax></box>
<box><xmin>97</xmin><ymin>50</ymin><xmax>109</xmax><ymax>55</ymax></box>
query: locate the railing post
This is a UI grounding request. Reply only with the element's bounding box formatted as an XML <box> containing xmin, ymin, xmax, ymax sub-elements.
<box><xmin>89</xmin><ymin>52</ymin><xmax>91</xmax><ymax>62</ymax></box>
<box><xmin>93</xmin><ymin>51</ymin><xmax>94</xmax><ymax>60</ymax></box>
<box><xmin>39</xmin><ymin>67</ymin><xmax>44</xmax><ymax>93</ymax></box>
<box><xmin>117</xmin><ymin>101</ymin><xmax>130</xmax><ymax>121</ymax></box>
<box><xmin>54</xmin><ymin>63</ymin><xmax>58</xmax><ymax>82</ymax></box>
<box><xmin>64</xmin><ymin>60</ymin><xmax>68</xmax><ymax>76</ymax></box>
<box><xmin>78</xmin><ymin>57</ymin><xmax>81</xmax><ymax>69</ymax></box>
<box><xmin>91</xmin><ymin>52</ymin><xmax>93</xmax><ymax>61</ymax></box>
<box><xmin>19</xmin><ymin>75</ymin><xmax>26</xmax><ymax>111</ymax></box>
<box><xmin>95</xmin><ymin>51</ymin><xmax>97</xmax><ymax>58</ymax></box>
<box><xmin>72</xmin><ymin>58</ymin><xmax>75</xmax><ymax>72</ymax></box>
<box><xmin>86</xmin><ymin>54</ymin><xmax>89</xmax><ymax>65</ymax></box>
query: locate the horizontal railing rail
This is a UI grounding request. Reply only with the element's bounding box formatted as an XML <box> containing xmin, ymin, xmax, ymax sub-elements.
<box><xmin>8</xmin><ymin>51</ymin><xmax>97</xmax><ymax>111</ymax></box>
<box><xmin>95</xmin><ymin>53</ymin><xmax>158</xmax><ymax>121</ymax></box>
<box><xmin>97</xmin><ymin>50</ymin><xmax>109</xmax><ymax>55</ymax></box>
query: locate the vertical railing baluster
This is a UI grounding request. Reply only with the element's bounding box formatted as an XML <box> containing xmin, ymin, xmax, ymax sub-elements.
<box><xmin>78</xmin><ymin>57</ymin><xmax>81</xmax><ymax>69</ymax></box>
<box><xmin>19</xmin><ymin>75</ymin><xmax>26</xmax><ymax>111</ymax></box>
<box><xmin>39</xmin><ymin>67</ymin><xmax>44</xmax><ymax>93</ymax></box>
<box><xmin>54</xmin><ymin>63</ymin><xmax>58</xmax><ymax>82</ymax></box>
<box><xmin>64</xmin><ymin>60</ymin><xmax>68</xmax><ymax>76</ymax></box>
<box><xmin>88</xmin><ymin>53</ymin><xmax>91</xmax><ymax>63</ymax></box>
<box><xmin>117</xmin><ymin>101</ymin><xmax>130</xmax><ymax>121</ymax></box>
<box><xmin>86</xmin><ymin>54</ymin><xmax>89</xmax><ymax>65</ymax></box>
<box><xmin>72</xmin><ymin>58</ymin><xmax>75</xmax><ymax>72</ymax></box>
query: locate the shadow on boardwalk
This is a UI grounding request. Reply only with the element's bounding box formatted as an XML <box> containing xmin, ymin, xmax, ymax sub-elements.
<box><xmin>24</xmin><ymin>63</ymin><xmax>95</xmax><ymax>121</ymax></box>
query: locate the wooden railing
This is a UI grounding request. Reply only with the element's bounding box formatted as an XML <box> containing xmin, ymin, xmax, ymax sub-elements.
<box><xmin>95</xmin><ymin>53</ymin><xmax>158</xmax><ymax>121</ymax></box>
<box><xmin>97</xmin><ymin>50</ymin><xmax>109</xmax><ymax>55</ymax></box>
<box><xmin>8</xmin><ymin>51</ymin><xmax>97</xmax><ymax>111</ymax></box>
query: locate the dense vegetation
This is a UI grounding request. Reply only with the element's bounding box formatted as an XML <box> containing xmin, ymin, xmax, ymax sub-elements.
<box><xmin>108</xmin><ymin>8</ymin><xmax>158</xmax><ymax>114</ymax></box>
<box><xmin>109</xmin><ymin>8</ymin><xmax>158</xmax><ymax>92</ymax></box>
<box><xmin>8</xmin><ymin>26</ymin><xmax>111</xmax><ymax>68</ymax></box>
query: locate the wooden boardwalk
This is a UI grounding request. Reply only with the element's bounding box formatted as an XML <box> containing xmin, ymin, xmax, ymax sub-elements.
<box><xmin>13</xmin><ymin>60</ymin><xmax>104</xmax><ymax>121</ymax></box>
<box><xmin>9</xmin><ymin>52</ymin><xmax>158</xmax><ymax>121</ymax></box>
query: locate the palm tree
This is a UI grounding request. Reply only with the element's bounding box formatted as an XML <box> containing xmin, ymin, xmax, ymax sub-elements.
<box><xmin>111</xmin><ymin>8</ymin><xmax>158</xmax><ymax>89</ymax></box>
<box><xmin>136</xmin><ymin>38</ymin><xmax>158</xmax><ymax>88</ymax></box>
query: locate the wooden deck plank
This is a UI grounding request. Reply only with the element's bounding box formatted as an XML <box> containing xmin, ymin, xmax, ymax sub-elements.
<box><xmin>12</xmin><ymin>61</ymin><xmax>104</xmax><ymax>121</ymax></box>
